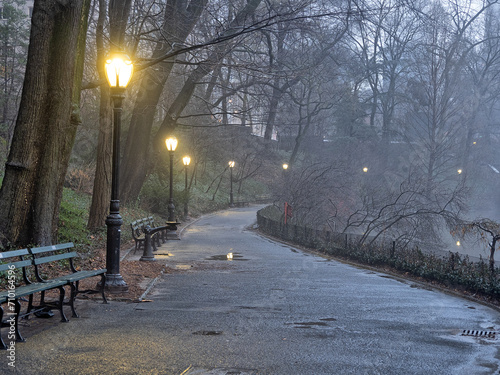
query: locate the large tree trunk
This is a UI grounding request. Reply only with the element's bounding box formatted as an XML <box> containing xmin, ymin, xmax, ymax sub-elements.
<box><xmin>120</xmin><ymin>0</ymin><xmax>207</xmax><ymax>203</ymax></box>
<box><xmin>87</xmin><ymin>89</ymin><xmax>112</xmax><ymax>230</ymax></box>
<box><xmin>0</xmin><ymin>0</ymin><xmax>90</xmax><ymax>247</ymax></box>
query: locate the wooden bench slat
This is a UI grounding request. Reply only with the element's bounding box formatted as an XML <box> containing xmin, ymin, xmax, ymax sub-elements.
<box><xmin>0</xmin><ymin>259</ymin><xmax>32</xmax><ymax>272</ymax></box>
<box><xmin>0</xmin><ymin>249</ymin><xmax>29</xmax><ymax>258</ymax></box>
<box><xmin>29</xmin><ymin>242</ymin><xmax>74</xmax><ymax>255</ymax></box>
<box><xmin>50</xmin><ymin>269</ymin><xmax>107</xmax><ymax>284</ymax></box>
<box><xmin>32</xmin><ymin>252</ymin><xmax>77</xmax><ymax>266</ymax></box>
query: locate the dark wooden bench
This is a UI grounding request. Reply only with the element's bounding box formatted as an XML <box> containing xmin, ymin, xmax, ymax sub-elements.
<box><xmin>234</xmin><ymin>200</ymin><xmax>250</xmax><ymax>207</ymax></box>
<box><xmin>144</xmin><ymin>216</ymin><xmax>168</xmax><ymax>244</ymax></box>
<box><xmin>131</xmin><ymin>219</ymin><xmax>146</xmax><ymax>253</ymax></box>
<box><xmin>0</xmin><ymin>243</ymin><xmax>107</xmax><ymax>348</ymax></box>
<box><xmin>131</xmin><ymin>217</ymin><xmax>168</xmax><ymax>253</ymax></box>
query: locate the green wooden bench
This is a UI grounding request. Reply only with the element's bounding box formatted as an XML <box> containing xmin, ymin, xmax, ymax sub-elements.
<box><xmin>0</xmin><ymin>248</ymin><xmax>68</xmax><ymax>348</ymax></box>
<box><xmin>29</xmin><ymin>242</ymin><xmax>107</xmax><ymax>318</ymax></box>
<box><xmin>0</xmin><ymin>243</ymin><xmax>107</xmax><ymax>349</ymax></box>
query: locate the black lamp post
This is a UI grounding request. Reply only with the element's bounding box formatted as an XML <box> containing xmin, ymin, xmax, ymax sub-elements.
<box><xmin>103</xmin><ymin>51</ymin><xmax>133</xmax><ymax>293</ymax></box>
<box><xmin>229</xmin><ymin>160</ymin><xmax>235</xmax><ymax>207</ymax></box>
<box><xmin>166</xmin><ymin>137</ymin><xmax>178</xmax><ymax>222</ymax></box>
<box><xmin>182</xmin><ymin>156</ymin><xmax>190</xmax><ymax>217</ymax></box>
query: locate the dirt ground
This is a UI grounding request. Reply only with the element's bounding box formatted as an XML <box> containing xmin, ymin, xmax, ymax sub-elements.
<box><xmin>76</xmin><ymin>241</ymin><xmax>170</xmax><ymax>301</ymax></box>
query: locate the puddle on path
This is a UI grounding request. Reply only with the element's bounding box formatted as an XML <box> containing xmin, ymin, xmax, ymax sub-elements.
<box><xmin>207</xmin><ymin>253</ymin><xmax>249</xmax><ymax>261</ymax></box>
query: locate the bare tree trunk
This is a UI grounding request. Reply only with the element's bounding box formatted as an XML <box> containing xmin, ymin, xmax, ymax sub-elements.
<box><xmin>120</xmin><ymin>0</ymin><xmax>207</xmax><ymax>203</ymax></box>
<box><xmin>0</xmin><ymin>0</ymin><xmax>90</xmax><ymax>247</ymax></box>
<box><xmin>490</xmin><ymin>237</ymin><xmax>497</xmax><ymax>274</ymax></box>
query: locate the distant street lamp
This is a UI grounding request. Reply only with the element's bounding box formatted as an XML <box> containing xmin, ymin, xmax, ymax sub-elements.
<box><xmin>166</xmin><ymin>137</ymin><xmax>178</xmax><ymax>222</ymax></box>
<box><xmin>363</xmin><ymin>167</ymin><xmax>368</xmax><ymax>173</ymax></box>
<box><xmin>457</xmin><ymin>169</ymin><xmax>463</xmax><ymax>174</ymax></box>
<box><xmin>103</xmin><ymin>51</ymin><xmax>134</xmax><ymax>293</ymax></box>
<box><xmin>229</xmin><ymin>160</ymin><xmax>235</xmax><ymax>207</ymax></box>
<box><xmin>282</xmin><ymin>163</ymin><xmax>289</xmax><ymax>178</ymax></box>
<box><xmin>183</xmin><ymin>156</ymin><xmax>191</xmax><ymax>217</ymax></box>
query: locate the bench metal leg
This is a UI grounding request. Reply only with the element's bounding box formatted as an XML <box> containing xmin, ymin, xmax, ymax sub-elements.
<box><xmin>57</xmin><ymin>286</ymin><xmax>68</xmax><ymax>323</ymax></box>
<box><xmin>134</xmin><ymin>239</ymin><xmax>145</xmax><ymax>254</ymax></box>
<box><xmin>69</xmin><ymin>282</ymin><xmax>79</xmax><ymax>318</ymax></box>
<box><xmin>100</xmin><ymin>274</ymin><xmax>108</xmax><ymax>304</ymax></box>
<box><xmin>72</xmin><ymin>275</ymin><xmax>108</xmax><ymax>305</ymax></box>
<box><xmin>40</xmin><ymin>290</ymin><xmax>46</xmax><ymax>307</ymax></box>
<box><xmin>25</xmin><ymin>293</ymin><xmax>34</xmax><ymax>320</ymax></box>
<box><xmin>155</xmin><ymin>232</ymin><xmax>161</xmax><ymax>247</ymax></box>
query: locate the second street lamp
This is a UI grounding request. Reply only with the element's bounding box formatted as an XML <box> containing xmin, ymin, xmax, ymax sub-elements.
<box><xmin>282</xmin><ymin>163</ymin><xmax>289</xmax><ymax>179</ymax></box>
<box><xmin>165</xmin><ymin>137</ymin><xmax>177</xmax><ymax>222</ymax></box>
<box><xmin>165</xmin><ymin>137</ymin><xmax>181</xmax><ymax>240</ymax></box>
<box><xmin>229</xmin><ymin>160</ymin><xmax>235</xmax><ymax>207</ymax></box>
<box><xmin>183</xmin><ymin>156</ymin><xmax>191</xmax><ymax>217</ymax></box>
<box><xmin>165</xmin><ymin>137</ymin><xmax>178</xmax><ymax>222</ymax></box>
<box><xmin>103</xmin><ymin>51</ymin><xmax>134</xmax><ymax>293</ymax></box>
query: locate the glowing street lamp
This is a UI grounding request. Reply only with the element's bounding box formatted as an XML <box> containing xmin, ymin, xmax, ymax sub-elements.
<box><xmin>457</xmin><ymin>169</ymin><xmax>463</xmax><ymax>174</ymax></box>
<box><xmin>363</xmin><ymin>167</ymin><xmax>368</xmax><ymax>173</ymax></box>
<box><xmin>166</xmin><ymin>137</ymin><xmax>178</xmax><ymax>222</ymax></box>
<box><xmin>229</xmin><ymin>161</ymin><xmax>235</xmax><ymax>207</ymax></box>
<box><xmin>105</xmin><ymin>53</ymin><xmax>134</xmax><ymax>90</ymax></box>
<box><xmin>283</xmin><ymin>163</ymin><xmax>289</xmax><ymax>170</ymax></box>
<box><xmin>183</xmin><ymin>156</ymin><xmax>191</xmax><ymax>217</ymax></box>
<box><xmin>103</xmin><ymin>51</ymin><xmax>134</xmax><ymax>293</ymax></box>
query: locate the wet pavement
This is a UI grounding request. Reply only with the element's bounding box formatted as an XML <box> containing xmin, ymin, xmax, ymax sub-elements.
<box><xmin>2</xmin><ymin>206</ymin><xmax>500</xmax><ymax>374</ymax></box>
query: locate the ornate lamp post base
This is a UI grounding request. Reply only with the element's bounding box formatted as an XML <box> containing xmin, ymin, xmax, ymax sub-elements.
<box><xmin>104</xmin><ymin>209</ymin><xmax>128</xmax><ymax>293</ymax></box>
<box><xmin>166</xmin><ymin>222</ymin><xmax>181</xmax><ymax>240</ymax></box>
<box><xmin>104</xmin><ymin>274</ymin><xmax>129</xmax><ymax>293</ymax></box>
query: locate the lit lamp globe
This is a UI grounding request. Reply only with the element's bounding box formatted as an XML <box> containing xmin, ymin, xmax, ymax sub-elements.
<box><xmin>165</xmin><ymin>137</ymin><xmax>178</xmax><ymax>152</ymax></box>
<box><xmin>229</xmin><ymin>160</ymin><xmax>235</xmax><ymax>168</ymax></box>
<box><xmin>283</xmin><ymin>163</ymin><xmax>289</xmax><ymax>170</ymax></box>
<box><xmin>104</xmin><ymin>52</ymin><xmax>134</xmax><ymax>92</ymax></box>
<box><xmin>183</xmin><ymin>156</ymin><xmax>191</xmax><ymax>166</ymax></box>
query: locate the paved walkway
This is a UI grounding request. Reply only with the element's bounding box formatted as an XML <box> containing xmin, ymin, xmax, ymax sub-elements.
<box><xmin>2</xmin><ymin>206</ymin><xmax>500</xmax><ymax>374</ymax></box>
